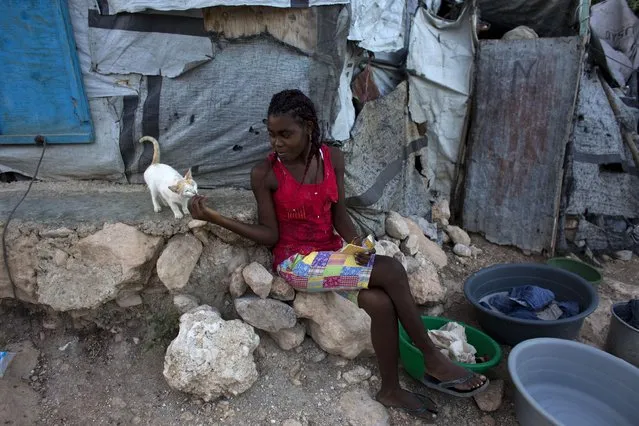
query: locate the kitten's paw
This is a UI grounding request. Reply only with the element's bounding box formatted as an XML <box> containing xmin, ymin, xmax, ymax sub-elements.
<box><xmin>154</xmin><ymin>206</ymin><xmax>162</xmax><ymax>213</ymax></box>
<box><xmin>173</xmin><ymin>212</ymin><xmax>184</xmax><ymax>219</ymax></box>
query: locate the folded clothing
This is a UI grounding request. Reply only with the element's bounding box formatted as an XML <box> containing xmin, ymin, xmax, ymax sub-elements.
<box><xmin>479</xmin><ymin>285</ymin><xmax>579</xmax><ymax>321</ymax></box>
<box><xmin>616</xmin><ymin>299</ymin><xmax>639</xmax><ymax>329</ymax></box>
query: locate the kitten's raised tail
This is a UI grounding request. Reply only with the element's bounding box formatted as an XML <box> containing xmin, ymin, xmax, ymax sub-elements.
<box><xmin>139</xmin><ymin>136</ymin><xmax>160</xmax><ymax>165</ymax></box>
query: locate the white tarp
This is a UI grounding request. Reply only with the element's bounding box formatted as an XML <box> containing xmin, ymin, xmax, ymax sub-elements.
<box><xmin>348</xmin><ymin>0</ymin><xmax>406</xmax><ymax>52</ymax></box>
<box><xmin>407</xmin><ymin>4</ymin><xmax>475</xmax><ymax>199</ymax></box>
<box><xmin>591</xmin><ymin>0</ymin><xmax>639</xmax><ymax>86</ymax></box>
<box><xmin>0</xmin><ymin>98</ymin><xmax>126</xmax><ymax>181</ymax></box>
<box><xmin>69</xmin><ymin>0</ymin><xmax>141</xmax><ymax>98</ymax></box>
<box><xmin>331</xmin><ymin>46</ymin><xmax>357</xmax><ymax>141</ymax></box>
<box><xmin>104</xmin><ymin>0</ymin><xmax>348</xmax><ymax>14</ymax></box>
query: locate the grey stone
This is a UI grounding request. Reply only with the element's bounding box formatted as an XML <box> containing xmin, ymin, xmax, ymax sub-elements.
<box><xmin>446</xmin><ymin>225</ymin><xmax>471</xmax><ymax>246</ymax></box>
<box><xmin>473</xmin><ymin>380</ymin><xmax>504</xmax><ymax>412</ymax></box>
<box><xmin>234</xmin><ymin>296</ymin><xmax>296</xmax><ymax>332</ymax></box>
<box><xmin>294</xmin><ymin>292</ymin><xmax>373</xmax><ymax>359</ymax></box>
<box><xmin>173</xmin><ymin>294</ymin><xmax>200</xmax><ymax>314</ymax></box>
<box><xmin>343</xmin><ymin>366</ymin><xmax>372</xmax><ymax>384</ymax></box>
<box><xmin>339</xmin><ymin>389</ymin><xmax>390</xmax><ymax>426</ymax></box>
<box><xmin>157</xmin><ymin>233</ymin><xmax>203</xmax><ymax>291</ymax></box>
<box><xmin>116</xmin><ymin>292</ymin><xmax>143</xmax><ymax>308</ymax></box>
<box><xmin>37</xmin><ymin>223</ymin><xmax>163</xmax><ymax>311</ymax></box>
<box><xmin>614</xmin><ymin>250</ymin><xmax>633</xmax><ymax>261</ymax></box>
<box><xmin>40</xmin><ymin>227</ymin><xmax>74</xmax><ymax>238</ymax></box>
<box><xmin>385</xmin><ymin>211</ymin><xmax>409</xmax><ymax>240</ymax></box>
<box><xmin>404</xmin><ymin>218</ymin><xmax>447</xmax><ymax>269</ymax></box>
<box><xmin>408</xmin><ymin>257</ymin><xmax>445</xmax><ymax>305</ymax></box>
<box><xmin>400</xmin><ymin>235</ymin><xmax>419</xmax><ymax>256</ymax></box>
<box><xmin>502</xmin><ymin>25</ymin><xmax>538</xmax><ymax>40</ymax></box>
<box><xmin>453</xmin><ymin>244</ymin><xmax>472</xmax><ymax>258</ymax></box>
<box><xmin>229</xmin><ymin>266</ymin><xmax>248</xmax><ymax>298</ymax></box>
<box><xmin>431</xmin><ymin>200</ymin><xmax>451</xmax><ymax>225</ymax></box>
<box><xmin>269</xmin><ymin>323</ymin><xmax>306</xmax><ymax>350</ymax></box>
<box><xmin>242</xmin><ymin>262</ymin><xmax>273</xmax><ymax>299</ymax></box>
<box><xmin>270</xmin><ymin>277</ymin><xmax>295</xmax><ymax>301</ymax></box>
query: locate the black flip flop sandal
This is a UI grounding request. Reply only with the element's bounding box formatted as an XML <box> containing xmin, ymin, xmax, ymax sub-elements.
<box><xmin>378</xmin><ymin>391</ymin><xmax>438</xmax><ymax>420</ymax></box>
<box><xmin>422</xmin><ymin>372</ymin><xmax>489</xmax><ymax>398</ymax></box>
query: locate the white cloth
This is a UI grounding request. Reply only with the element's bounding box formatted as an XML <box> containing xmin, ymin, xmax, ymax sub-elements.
<box><xmin>427</xmin><ymin>322</ymin><xmax>477</xmax><ymax>364</ymax></box>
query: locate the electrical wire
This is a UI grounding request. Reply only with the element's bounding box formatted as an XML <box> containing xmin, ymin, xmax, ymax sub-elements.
<box><xmin>2</xmin><ymin>138</ymin><xmax>47</xmax><ymax>298</ymax></box>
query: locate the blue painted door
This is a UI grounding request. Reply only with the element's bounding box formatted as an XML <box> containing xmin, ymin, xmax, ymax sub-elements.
<box><xmin>0</xmin><ymin>0</ymin><xmax>93</xmax><ymax>144</ymax></box>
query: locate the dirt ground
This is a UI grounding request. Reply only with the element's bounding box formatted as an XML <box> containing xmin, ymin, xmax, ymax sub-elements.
<box><xmin>1</xmin><ymin>237</ymin><xmax>637</xmax><ymax>426</ymax></box>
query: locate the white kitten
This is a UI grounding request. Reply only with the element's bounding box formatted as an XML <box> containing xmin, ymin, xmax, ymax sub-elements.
<box><xmin>139</xmin><ymin>136</ymin><xmax>198</xmax><ymax>219</ymax></box>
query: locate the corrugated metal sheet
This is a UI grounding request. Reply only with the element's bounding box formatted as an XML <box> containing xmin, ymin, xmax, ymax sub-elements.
<box><xmin>463</xmin><ymin>37</ymin><xmax>583</xmax><ymax>254</ymax></box>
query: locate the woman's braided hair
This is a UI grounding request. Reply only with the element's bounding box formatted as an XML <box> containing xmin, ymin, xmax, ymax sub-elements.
<box><xmin>268</xmin><ymin>89</ymin><xmax>322</xmax><ymax>184</ymax></box>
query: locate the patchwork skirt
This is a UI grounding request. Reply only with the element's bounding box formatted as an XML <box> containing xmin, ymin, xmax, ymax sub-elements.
<box><xmin>277</xmin><ymin>251</ymin><xmax>376</xmax><ymax>304</ymax></box>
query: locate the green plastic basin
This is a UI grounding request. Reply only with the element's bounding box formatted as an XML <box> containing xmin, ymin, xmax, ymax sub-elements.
<box><xmin>546</xmin><ymin>258</ymin><xmax>603</xmax><ymax>286</ymax></box>
<box><xmin>399</xmin><ymin>316</ymin><xmax>502</xmax><ymax>380</ymax></box>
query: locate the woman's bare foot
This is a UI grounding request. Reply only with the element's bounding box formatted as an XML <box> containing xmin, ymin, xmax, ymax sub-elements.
<box><xmin>425</xmin><ymin>350</ymin><xmax>486</xmax><ymax>391</ymax></box>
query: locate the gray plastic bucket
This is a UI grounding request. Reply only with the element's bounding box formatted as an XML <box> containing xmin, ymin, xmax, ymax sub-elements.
<box><xmin>464</xmin><ymin>264</ymin><xmax>599</xmax><ymax>346</ymax></box>
<box><xmin>605</xmin><ymin>302</ymin><xmax>639</xmax><ymax>367</ymax></box>
<box><xmin>509</xmin><ymin>338</ymin><xmax>639</xmax><ymax>426</ymax></box>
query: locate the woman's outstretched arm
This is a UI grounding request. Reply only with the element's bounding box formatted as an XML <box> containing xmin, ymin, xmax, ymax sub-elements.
<box><xmin>189</xmin><ymin>161</ymin><xmax>279</xmax><ymax>246</ymax></box>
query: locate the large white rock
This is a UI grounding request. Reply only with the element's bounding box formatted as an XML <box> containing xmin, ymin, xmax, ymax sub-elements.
<box><xmin>163</xmin><ymin>305</ymin><xmax>259</xmax><ymax>401</ymax></box>
<box><xmin>408</xmin><ymin>257</ymin><xmax>446</xmax><ymax>305</ymax></box>
<box><xmin>234</xmin><ymin>296</ymin><xmax>296</xmax><ymax>332</ymax></box>
<box><xmin>37</xmin><ymin>223</ymin><xmax>163</xmax><ymax>311</ymax></box>
<box><xmin>269</xmin><ymin>322</ymin><xmax>306</xmax><ymax>350</ymax></box>
<box><xmin>403</xmin><ymin>218</ymin><xmax>447</xmax><ymax>269</ymax></box>
<box><xmin>339</xmin><ymin>389</ymin><xmax>390</xmax><ymax>426</ymax></box>
<box><xmin>385</xmin><ymin>211</ymin><xmax>410</xmax><ymax>240</ymax></box>
<box><xmin>242</xmin><ymin>262</ymin><xmax>273</xmax><ymax>299</ymax></box>
<box><xmin>157</xmin><ymin>233</ymin><xmax>203</xmax><ymax>291</ymax></box>
<box><xmin>294</xmin><ymin>292</ymin><xmax>373</xmax><ymax>359</ymax></box>
<box><xmin>400</xmin><ymin>234</ymin><xmax>419</xmax><ymax>256</ymax></box>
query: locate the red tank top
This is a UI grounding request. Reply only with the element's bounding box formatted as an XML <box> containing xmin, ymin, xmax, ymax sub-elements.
<box><xmin>270</xmin><ymin>145</ymin><xmax>343</xmax><ymax>269</ymax></box>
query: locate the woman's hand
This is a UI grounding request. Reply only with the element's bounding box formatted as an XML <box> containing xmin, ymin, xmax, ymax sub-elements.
<box><xmin>188</xmin><ymin>195</ymin><xmax>217</xmax><ymax>222</ymax></box>
<box><xmin>355</xmin><ymin>248</ymin><xmax>375</xmax><ymax>266</ymax></box>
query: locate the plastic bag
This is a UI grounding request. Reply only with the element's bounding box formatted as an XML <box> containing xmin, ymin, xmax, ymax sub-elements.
<box><xmin>0</xmin><ymin>352</ymin><xmax>16</xmax><ymax>378</ymax></box>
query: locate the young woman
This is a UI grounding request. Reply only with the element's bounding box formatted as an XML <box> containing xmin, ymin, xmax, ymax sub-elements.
<box><xmin>189</xmin><ymin>90</ymin><xmax>487</xmax><ymax>419</ymax></box>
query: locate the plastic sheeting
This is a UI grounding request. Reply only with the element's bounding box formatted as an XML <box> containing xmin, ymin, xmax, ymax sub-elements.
<box><xmin>103</xmin><ymin>0</ymin><xmax>348</xmax><ymax>14</ymax></box>
<box><xmin>121</xmin><ymin>37</ymin><xmax>343</xmax><ymax>188</ymax></box>
<box><xmin>348</xmin><ymin>0</ymin><xmax>406</xmax><ymax>52</ymax></box>
<box><xmin>591</xmin><ymin>0</ymin><xmax>639</xmax><ymax>87</ymax></box>
<box><xmin>407</xmin><ymin>4</ymin><xmax>475</xmax><ymax>199</ymax></box>
<box><xmin>476</xmin><ymin>0</ymin><xmax>580</xmax><ymax>37</ymax></box>
<box><xmin>343</xmin><ymin>82</ymin><xmax>430</xmax><ymax>237</ymax></box>
<box><xmin>69</xmin><ymin>0</ymin><xmax>141</xmax><ymax>98</ymax></box>
<box><xmin>87</xmin><ymin>8</ymin><xmax>214</xmax><ymax>78</ymax></box>
<box><xmin>0</xmin><ymin>98</ymin><xmax>126</xmax><ymax>181</ymax></box>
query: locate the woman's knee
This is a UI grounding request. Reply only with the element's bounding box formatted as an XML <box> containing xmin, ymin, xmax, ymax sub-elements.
<box><xmin>357</xmin><ymin>289</ymin><xmax>395</xmax><ymax>316</ymax></box>
<box><xmin>371</xmin><ymin>255</ymin><xmax>409</xmax><ymax>287</ymax></box>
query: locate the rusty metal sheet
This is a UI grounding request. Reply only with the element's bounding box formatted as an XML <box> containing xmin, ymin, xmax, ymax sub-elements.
<box><xmin>463</xmin><ymin>37</ymin><xmax>583</xmax><ymax>254</ymax></box>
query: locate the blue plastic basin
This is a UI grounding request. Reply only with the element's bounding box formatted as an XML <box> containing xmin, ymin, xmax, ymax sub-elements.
<box><xmin>463</xmin><ymin>264</ymin><xmax>599</xmax><ymax>346</ymax></box>
<box><xmin>509</xmin><ymin>338</ymin><xmax>639</xmax><ymax>426</ymax></box>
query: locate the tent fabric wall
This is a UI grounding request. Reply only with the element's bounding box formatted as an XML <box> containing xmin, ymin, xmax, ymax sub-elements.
<box><xmin>407</xmin><ymin>4</ymin><xmax>476</xmax><ymax>199</ymax></box>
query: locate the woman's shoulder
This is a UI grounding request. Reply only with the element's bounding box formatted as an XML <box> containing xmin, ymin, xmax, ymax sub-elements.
<box><xmin>324</xmin><ymin>145</ymin><xmax>344</xmax><ymax>168</ymax></box>
<box><xmin>250</xmin><ymin>158</ymin><xmax>278</xmax><ymax>189</ymax></box>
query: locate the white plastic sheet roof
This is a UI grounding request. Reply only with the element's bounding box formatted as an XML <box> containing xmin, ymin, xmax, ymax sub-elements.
<box><xmin>348</xmin><ymin>0</ymin><xmax>406</xmax><ymax>53</ymax></box>
<box><xmin>104</xmin><ymin>0</ymin><xmax>348</xmax><ymax>14</ymax></box>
